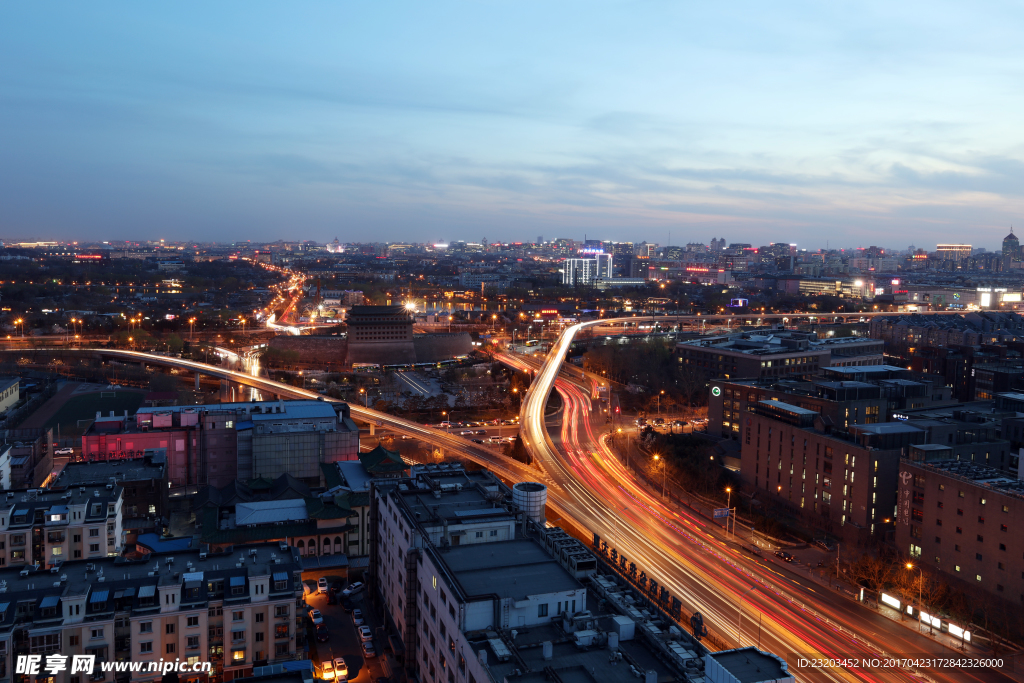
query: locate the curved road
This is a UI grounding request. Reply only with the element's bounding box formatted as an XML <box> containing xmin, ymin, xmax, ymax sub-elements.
<box><xmin>516</xmin><ymin>319</ymin><xmax>1012</xmax><ymax>683</ymax></box>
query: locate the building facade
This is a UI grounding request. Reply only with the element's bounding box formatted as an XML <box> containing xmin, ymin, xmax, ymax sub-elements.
<box><xmin>81</xmin><ymin>401</ymin><xmax>359</xmax><ymax>489</ymax></box>
<box><xmin>0</xmin><ymin>545</ymin><xmax>303</xmax><ymax>683</ymax></box>
<box><xmin>346</xmin><ymin>305</ymin><xmax>416</xmax><ymax>364</ymax></box>
<box><xmin>896</xmin><ymin>459</ymin><xmax>1024</xmax><ymax>602</ymax></box>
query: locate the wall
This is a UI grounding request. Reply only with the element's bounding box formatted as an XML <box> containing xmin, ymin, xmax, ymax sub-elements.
<box><xmin>266</xmin><ymin>336</ymin><xmax>347</xmax><ymax>365</ymax></box>
<box><xmin>412</xmin><ymin>333</ymin><xmax>474</xmax><ymax>363</ymax></box>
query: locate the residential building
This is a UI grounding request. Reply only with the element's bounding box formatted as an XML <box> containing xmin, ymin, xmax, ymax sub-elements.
<box><xmin>371</xmin><ymin>467</ymin><xmax>582</xmax><ymax>681</ymax></box>
<box><xmin>705</xmin><ymin>647</ymin><xmax>794</xmax><ymax>683</ymax></box>
<box><xmin>0</xmin><ymin>379</ymin><xmax>18</xmax><ymax>415</ymax></box>
<box><xmin>896</xmin><ymin>458</ymin><xmax>1024</xmax><ymax>602</ymax></box>
<box><xmin>0</xmin><ymin>484</ymin><xmax>123</xmax><ymax>568</ymax></box>
<box><xmin>50</xmin><ymin>454</ymin><xmax>169</xmax><ymax>531</ymax></box>
<box><xmin>935</xmin><ymin>244</ymin><xmax>972</xmax><ymax>262</ymax></box>
<box><xmin>0</xmin><ymin>544</ymin><xmax>303</xmax><ymax>683</ymax></box>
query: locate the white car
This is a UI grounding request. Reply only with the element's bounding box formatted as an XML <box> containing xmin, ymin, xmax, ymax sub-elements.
<box><xmin>351</xmin><ymin>608</ymin><xmax>364</xmax><ymax>625</ymax></box>
<box><xmin>317</xmin><ymin>577</ymin><xmax>328</xmax><ymax>594</ymax></box>
<box><xmin>54</xmin><ymin>447</ymin><xmax>74</xmax><ymax>455</ymax></box>
<box><xmin>341</xmin><ymin>581</ymin><xmax>364</xmax><ymax>597</ymax></box>
<box><xmin>321</xmin><ymin>659</ymin><xmax>336</xmax><ymax>681</ymax></box>
<box><xmin>333</xmin><ymin>658</ymin><xmax>348</xmax><ymax>680</ymax></box>
<box><xmin>308</xmin><ymin>608</ymin><xmax>323</xmax><ymax>625</ymax></box>
<box><xmin>358</xmin><ymin>625</ymin><xmax>373</xmax><ymax>641</ymax></box>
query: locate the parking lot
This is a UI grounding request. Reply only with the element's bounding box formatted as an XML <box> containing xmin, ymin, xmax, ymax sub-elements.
<box><xmin>303</xmin><ymin>579</ymin><xmax>389</xmax><ymax>683</ymax></box>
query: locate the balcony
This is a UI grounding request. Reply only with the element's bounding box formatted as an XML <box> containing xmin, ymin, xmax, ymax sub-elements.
<box><xmin>47</xmin><ymin>533</ymin><xmax>66</xmax><ymax>544</ymax></box>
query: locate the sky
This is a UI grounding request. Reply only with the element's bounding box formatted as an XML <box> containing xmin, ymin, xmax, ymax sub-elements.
<box><xmin>2</xmin><ymin>2</ymin><xmax>1024</xmax><ymax>250</ymax></box>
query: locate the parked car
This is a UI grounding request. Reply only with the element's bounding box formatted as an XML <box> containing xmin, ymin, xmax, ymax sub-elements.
<box><xmin>317</xmin><ymin>577</ymin><xmax>329</xmax><ymax>594</ymax></box>
<box><xmin>316</xmin><ymin>624</ymin><xmax>330</xmax><ymax>642</ymax></box>
<box><xmin>308</xmin><ymin>608</ymin><xmax>323</xmax><ymax>625</ymax></box>
<box><xmin>341</xmin><ymin>600</ymin><xmax>355</xmax><ymax>612</ymax></box>
<box><xmin>327</xmin><ymin>591</ymin><xmax>338</xmax><ymax>605</ymax></box>
<box><xmin>352</xmin><ymin>608</ymin><xmax>364</xmax><ymax>625</ymax></box>
<box><xmin>54</xmin><ymin>447</ymin><xmax>74</xmax><ymax>455</ymax></box>
<box><xmin>362</xmin><ymin>641</ymin><xmax>377</xmax><ymax>658</ymax></box>
<box><xmin>813</xmin><ymin>539</ymin><xmax>836</xmax><ymax>552</ymax></box>
<box><xmin>774</xmin><ymin>550</ymin><xmax>794</xmax><ymax>562</ymax></box>
<box><xmin>333</xmin><ymin>658</ymin><xmax>348</xmax><ymax>679</ymax></box>
<box><xmin>342</xmin><ymin>582</ymin><xmax>364</xmax><ymax>597</ymax></box>
<box><xmin>331</xmin><ymin>582</ymin><xmax>343</xmax><ymax>594</ymax></box>
<box><xmin>321</xmin><ymin>659</ymin><xmax>336</xmax><ymax>681</ymax></box>
<box><xmin>358</xmin><ymin>625</ymin><xmax>373</xmax><ymax>642</ymax></box>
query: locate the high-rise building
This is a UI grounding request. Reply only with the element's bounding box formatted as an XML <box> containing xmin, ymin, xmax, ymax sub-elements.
<box><xmin>1002</xmin><ymin>230</ymin><xmax>1020</xmax><ymax>262</ymax></box>
<box><xmin>562</xmin><ymin>254</ymin><xmax>612</xmax><ymax>285</ymax></box>
<box><xmin>936</xmin><ymin>244</ymin><xmax>972</xmax><ymax>262</ymax></box>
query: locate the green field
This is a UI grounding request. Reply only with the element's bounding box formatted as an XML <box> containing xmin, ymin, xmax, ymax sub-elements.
<box><xmin>45</xmin><ymin>390</ymin><xmax>146</xmax><ymax>437</ymax></box>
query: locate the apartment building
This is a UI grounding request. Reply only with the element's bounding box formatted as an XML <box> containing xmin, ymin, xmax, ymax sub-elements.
<box><xmin>0</xmin><ymin>485</ymin><xmax>123</xmax><ymax>569</ymax></box>
<box><xmin>50</xmin><ymin>455</ymin><xmax>169</xmax><ymax>530</ymax></box>
<box><xmin>81</xmin><ymin>400</ymin><xmax>359</xmax><ymax>489</ymax></box>
<box><xmin>0</xmin><ymin>545</ymin><xmax>303</xmax><ymax>683</ymax></box>
<box><xmin>370</xmin><ymin>466</ymin><xmax>593</xmax><ymax>683</ymax></box>
<box><xmin>896</xmin><ymin>459</ymin><xmax>1024</xmax><ymax>602</ymax></box>
<box><xmin>0</xmin><ymin>379</ymin><xmax>18</xmax><ymax>415</ymax></box>
<box><xmin>740</xmin><ymin>400</ymin><xmax>924</xmax><ymax>542</ymax></box>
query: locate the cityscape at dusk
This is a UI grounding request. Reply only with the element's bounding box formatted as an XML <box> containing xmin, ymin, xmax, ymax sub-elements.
<box><xmin>3</xmin><ymin>4</ymin><xmax>1024</xmax><ymax>683</ymax></box>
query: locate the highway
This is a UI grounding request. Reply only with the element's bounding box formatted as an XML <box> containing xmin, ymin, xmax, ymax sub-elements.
<box><xmin>6</xmin><ymin>341</ymin><xmax>1014</xmax><ymax>682</ymax></box>
<box><xmin>516</xmin><ymin>318</ymin><xmax>1014</xmax><ymax>683</ymax></box>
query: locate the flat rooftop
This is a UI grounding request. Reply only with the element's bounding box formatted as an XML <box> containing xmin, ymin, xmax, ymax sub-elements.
<box><xmin>758</xmin><ymin>399</ymin><xmax>818</xmax><ymax>416</ymax></box>
<box><xmin>53</xmin><ymin>457</ymin><xmax>165</xmax><ymax>486</ymax></box>
<box><xmin>911</xmin><ymin>460</ymin><xmax>1024</xmax><ymax>499</ymax></box>
<box><xmin>442</xmin><ymin>539</ymin><xmax>582</xmax><ymax>603</ymax></box>
<box><xmin>485</xmin><ymin>594</ymin><xmax>676</xmax><ymax>683</ymax></box>
<box><xmin>710</xmin><ymin>647</ymin><xmax>789</xmax><ymax>683</ymax></box>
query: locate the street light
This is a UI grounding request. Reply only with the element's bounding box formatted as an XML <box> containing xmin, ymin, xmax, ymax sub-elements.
<box><xmin>737</xmin><ymin>585</ymin><xmax>757</xmax><ymax>647</ymax></box>
<box><xmin>359</xmin><ymin>387</ymin><xmax>367</xmax><ymax>408</ymax></box>
<box><xmin>906</xmin><ymin>563</ymin><xmax>924</xmax><ymax>633</ymax></box>
<box><xmin>657</xmin><ymin>389</ymin><xmax>664</xmax><ymax>414</ymax></box>
<box><xmin>653</xmin><ymin>454</ymin><xmax>666</xmax><ymax>499</ymax></box>
<box><xmin>725</xmin><ymin>486</ymin><xmax>733</xmax><ymax>536</ymax></box>
<box><xmin>189</xmin><ymin>317</ymin><xmax>197</xmax><ymax>341</ymax></box>
<box><xmin>14</xmin><ymin>318</ymin><xmax>23</xmax><ymax>337</ymax></box>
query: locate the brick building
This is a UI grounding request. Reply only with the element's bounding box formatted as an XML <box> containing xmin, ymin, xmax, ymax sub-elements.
<box><xmin>896</xmin><ymin>458</ymin><xmax>1024</xmax><ymax>602</ymax></box>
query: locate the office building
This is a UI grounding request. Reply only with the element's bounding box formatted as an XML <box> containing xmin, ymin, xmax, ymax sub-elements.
<box><xmin>935</xmin><ymin>244</ymin><xmax>972</xmax><ymax>262</ymax></box>
<box><xmin>896</xmin><ymin>458</ymin><xmax>1024</xmax><ymax>602</ymax></box>
<box><xmin>0</xmin><ymin>545</ymin><xmax>303</xmax><ymax>683</ymax></box>
<box><xmin>676</xmin><ymin>331</ymin><xmax>883</xmax><ymax>381</ymax></box>
<box><xmin>562</xmin><ymin>254</ymin><xmax>613</xmax><ymax>286</ymax></box>
<box><xmin>740</xmin><ymin>399</ymin><xmax>924</xmax><ymax>541</ymax></box>
<box><xmin>81</xmin><ymin>400</ymin><xmax>360</xmax><ymax>489</ymax></box>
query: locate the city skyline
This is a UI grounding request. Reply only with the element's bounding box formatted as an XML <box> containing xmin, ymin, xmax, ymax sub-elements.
<box><xmin>3</xmin><ymin>2</ymin><xmax>1024</xmax><ymax>246</ymax></box>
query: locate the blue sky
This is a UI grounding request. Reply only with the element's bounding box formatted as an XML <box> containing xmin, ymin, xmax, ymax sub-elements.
<box><xmin>2</xmin><ymin>2</ymin><xmax>1023</xmax><ymax>249</ymax></box>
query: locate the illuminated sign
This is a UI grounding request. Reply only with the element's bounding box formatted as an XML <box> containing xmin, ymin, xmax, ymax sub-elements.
<box><xmin>711</xmin><ymin>387</ymin><xmax>722</xmax><ymax>397</ymax></box>
<box><xmin>685</xmin><ymin>267</ymin><xmax>710</xmax><ymax>273</ymax></box>
<box><xmin>891</xmin><ymin>279</ymin><xmax>900</xmax><ymax>286</ymax></box>
<box><xmin>728</xmin><ymin>298</ymin><xmax>749</xmax><ymax>307</ymax></box>
<box><xmin>75</xmin><ymin>254</ymin><xmax>103</xmax><ymax>260</ymax></box>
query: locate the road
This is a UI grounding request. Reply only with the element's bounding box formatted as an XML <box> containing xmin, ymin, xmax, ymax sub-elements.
<box><xmin>517</xmin><ymin>318</ymin><xmax>1014</xmax><ymax>683</ymax></box>
<box><xmin>7</xmin><ymin>343</ymin><xmax>1015</xmax><ymax>682</ymax></box>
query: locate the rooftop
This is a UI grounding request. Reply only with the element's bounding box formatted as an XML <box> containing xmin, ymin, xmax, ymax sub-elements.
<box><xmin>758</xmin><ymin>399</ymin><xmax>818</xmax><ymax>416</ymax></box>
<box><xmin>709</xmin><ymin>647</ymin><xmax>790</xmax><ymax>683</ymax></box>
<box><xmin>0</xmin><ymin>544</ymin><xmax>301</xmax><ymax>628</ymax></box>
<box><xmin>53</xmin><ymin>455</ymin><xmax>166</xmax><ymax>486</ymax></box>
<box><xmin>236</xmin><ymin>499</ymin><xmax>309</xmax><ymax>526</ymax></box>
<box><xmin>442</xmin><ymin>538</ymin><xmax>582</xmax><ymax>603</ymax></box>
<box><xmin>907</xmin><ymin>459</ymin><xmax>1024</xmax><ymax>499</ymax></box>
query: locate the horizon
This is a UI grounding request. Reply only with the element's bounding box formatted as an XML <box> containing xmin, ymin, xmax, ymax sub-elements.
<box><xmin>2</xmin><ymin>2</ymin><xmax>1023</xmax><ymax>248</ymax></box>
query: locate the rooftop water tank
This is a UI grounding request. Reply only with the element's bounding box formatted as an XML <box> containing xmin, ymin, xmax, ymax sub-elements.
<box><xmin>512</xmin><ymin>482</ymin><xmax>547</xmax><ymax>524</ymax></box>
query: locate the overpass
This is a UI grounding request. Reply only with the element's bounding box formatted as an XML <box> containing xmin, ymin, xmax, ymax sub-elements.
<box><xmin>0</xmin><ymin>347</ymin><xmax>536</xmax><ymax>484</ymax></box>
